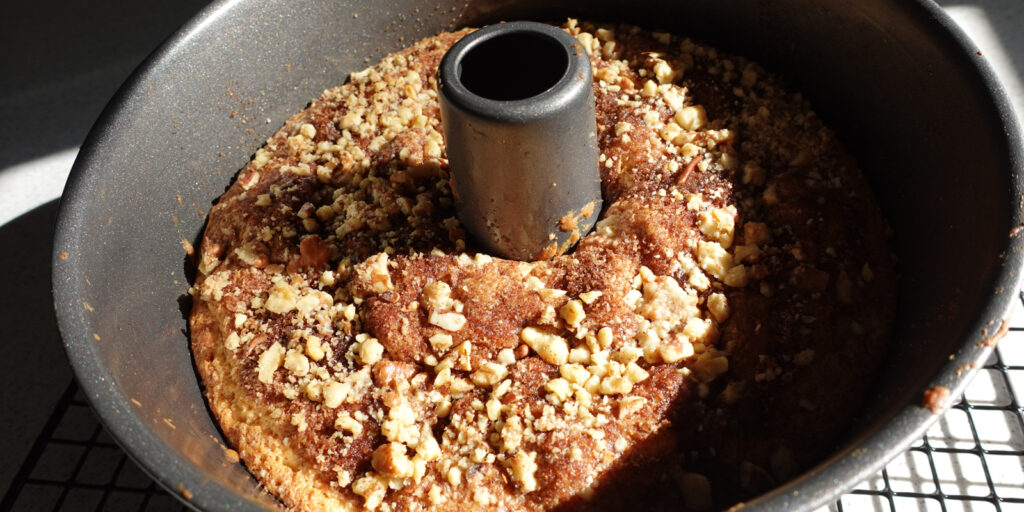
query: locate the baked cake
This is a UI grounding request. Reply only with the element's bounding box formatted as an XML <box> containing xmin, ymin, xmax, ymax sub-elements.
<box><xmin>189</xmin><ymin>20</ymin><xmax>896</xmax><ymax>511</ymax></box>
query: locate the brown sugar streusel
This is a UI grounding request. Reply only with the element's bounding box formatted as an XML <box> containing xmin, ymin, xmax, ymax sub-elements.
<box><xmin>189</xmin><ymin>19</ymin><xmax>895</xmax><ymax>512</ymax></box>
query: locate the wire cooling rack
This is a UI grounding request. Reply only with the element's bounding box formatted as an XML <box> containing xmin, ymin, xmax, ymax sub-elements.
<box><xmin>0</xmin><ymin>384</ymin><xmax>188</xmax><ymax>512</ymax></box>
<box><xmin>4</xmin><ymin>297</ymin><xmax>1023</xmax><ymax>512</ymax></box>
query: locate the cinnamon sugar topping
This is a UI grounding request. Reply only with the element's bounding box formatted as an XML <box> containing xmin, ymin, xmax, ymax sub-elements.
<box><xmin>190</xmin><ymin>19</ymin><xmax>895</xmax><ymax>512</ymax></box>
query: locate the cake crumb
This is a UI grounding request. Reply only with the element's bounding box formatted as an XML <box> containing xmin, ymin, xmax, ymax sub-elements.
<box><xmin>922</xmin><ymin>386</ymin><xmax>951</xmax><ymax>414</ymax></box>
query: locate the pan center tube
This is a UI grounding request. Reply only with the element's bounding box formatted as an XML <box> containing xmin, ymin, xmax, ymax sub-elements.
<box><xmin>439</xmin><ymin>21</ymin><xmax>603</xmax><ymax>261</ymax></box>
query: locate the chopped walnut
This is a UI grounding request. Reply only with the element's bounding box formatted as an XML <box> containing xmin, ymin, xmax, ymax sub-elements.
<box><xmin>625</xmin><ymin>361</ymin><xmax>650</xmax><ymax>383</ymax></box>
<box><xmin>684</xmin><ymin>317</ymin><xmax>719</xmax><ymax>345</ymax></box>
<box><xmin>638</xmin><ymin>275</ymin><xmax>697</xmax><ymax>322</ymax></box>
<box><xmin>429</xmin><ymin>310</ymin><xmax>467</xmax><ymax>331</ymax></box>
<box><xmin>862</xmin><ymin>263</ymin><xmax>875</xmax><ymax>283</ymax></box>
<box><xmin>421</xmin><ymin>281</ymin><xmax>454</xmax><ymax>310</ymax></box>
<box><xmin>559</xmin><ymin>299</ymin><xmax>586</xmax><ymax>328</ymax></box>
<box><xmin>357</xmin><ymin>253</ymin><xmax>393</xmax><ymax>293</ymax></box>
<box><xmin>698</xmin><ymin>207</ymin><xmax>736</xmax><ymax>248</ymax></box>
<box><xmin>723</xmin><ymin>264</ymin><xmax>749</xmax><ymax>288</ymax></box>
<box><xmin>372</xmin><ymin>442</ymin><xmax>415</xmax><ymax>478</ymax></box>
<box><xmin>507</xmin><ymin>451</ymin><xmax>539</xmax><ymax>493</ymax></box>
<box><xmin>794</xmin><ymin>349</ymin><xmax>815</xmax><ymax>366</ymax></box>
<box><xmin>693</xmin><ymin>353</ymin><xmax>729</xmax><ymax>382</ymax></box>
<box><xmin>560</xmin><ymin>363</ymin><xmax>590</xmax><ymax>384</ymax></box>
<box><xmin>283</xmin><ymin>349</ymin><xmax>309</xmax><ymax>377</ymax></box>
<box><xmin>733</xmin><ymin>244</ymin><xmax>760</xmax><ymax>264</ymax></box>
<box><xmin>352</xmin><ymin>474</ymin><xmax>387</xmax><ymax>510</ymax></box>
<box><xmin>335</xmin><ymin>413</ymin><xmax>363</xmax><ymax>436</ymax></box>
<box><xmin>429</xmin><ymin>333</ymin><xmax>454</xmax><ymax>353</ymax></box>
<box><xmin>707</xmin><ymin>293</ymin><xmax>730</xmax><ymax>322</ymax></box>
<box><xmin>471</xmin><ymin>362</ymin><xmax>508</xmax><ymax>387</ymax></box>
<box><xmin>742</xmin><ymin>161</ymin><xmax>766</xmax><ymax>186</ymax></box>
<box><xmin>322</xmin><ymin>381</ymin><xmax>349</xmax><ymax>408</ymax></box>
<box><xmin>678</xmin><ymin>472</ymin><xmax>712</xmax><ymax>511</ymax></box>
<box><xmin>618</xmin><ymin>395</ymin><xmax>647</xmax><ymax>419</ymax></box>
<box><xmin>257</xmin><ymin>343</ymin><xmax>285</xmax><ymax>384</ymax></box>
<box><xmin>696</xmin><ymin>241</ymin><xmax>733</xmax><ymax>280</ymax></box>
<box><xmin>545</xmin><ymin>378</ymin><xmax>572</xmax><ymax>401</ymax></box>
<box><xmin>653</xmin><ymin>59</ymin><xmax>675</xmax><ymax>84</ymax></box>
<box><xmin>265</xmin><ymin>279</ymin><xmax>299</xmax><ymax>314</ymax></box>
<box><xmin>224</xmin><ymin>332</ymin><xmax>240</xmax><ymax>350</ymax></box>
<box><xmin>417</xmin><ymin>433</ymin><xmax>441</xmax><ymax>461</ymax></box>
<box><xmin>658</xmin><ymin>334</ymin><xmax>695</xmax><ymax>364</ymax></box>
<box><xmin>520</xmin><ymin>327</ymin><xmax>569</xmax><ymax>365</ymax></box>
<box><xmin>497</xmin><ymin>348</ymin><xmax>517</xmax><ymax>365</ymax></box>
<box><xmin>305</xmin><ymin>335</ymin><xmax>325</xmax><ymax>361</ymax></box>
<box><xmin>599</xmin><ymin>376</ymin><xmax>633</xmax><ymax>395</ymax></box>
<box><xmin>743</xmin><ymin>222</ymin><xmax>772</xmax><ymax>245</ymax></box>
<box><xmin>675</xmin><ymin>105</ymin><xmax>707</xmax><ymax>131</ymax></box>
<box><xmin>358</xmin><ymin>338</ymin><xmax>384</xmax><ymax>366</ymax></box>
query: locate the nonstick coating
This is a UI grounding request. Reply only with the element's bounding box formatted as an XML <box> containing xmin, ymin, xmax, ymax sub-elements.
<box><xmin>52</xmin><ymin>0</ymin><xmax>1024</xmax><ymax>510</ymax></box>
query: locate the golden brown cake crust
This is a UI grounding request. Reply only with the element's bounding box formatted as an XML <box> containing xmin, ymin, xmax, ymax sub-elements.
<box><xmin>190</xmin><ymin>21</ymin><xmax>895</xmax><ymax>511</ymax></box>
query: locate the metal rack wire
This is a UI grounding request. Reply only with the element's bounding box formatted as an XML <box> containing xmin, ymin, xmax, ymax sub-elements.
<box><xmin>0</xmin><ymin>385</ymin><xmax>188</xmax><ymax>512</ymax></box>
<box><xmin>4</xmin><ymin>297</ymin><xmax>1023</xmax><ymax>512</ymax></box>
<box><xmin>830</xmin><ymin>341</ymin><xmax>1024</xmax><ymax>512</ymax></box>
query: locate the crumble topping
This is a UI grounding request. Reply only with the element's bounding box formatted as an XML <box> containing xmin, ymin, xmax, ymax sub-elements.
<box><xmin>190</xmin><ymin>19</ymin><xmax>895</xmax><ymax>512</ymax></box>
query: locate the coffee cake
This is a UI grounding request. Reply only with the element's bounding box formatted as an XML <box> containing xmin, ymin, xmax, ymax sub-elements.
<box><xmin>190</xmin><ymin>20</ymin><xmax>895</xmax><ymax>511</ymax></box>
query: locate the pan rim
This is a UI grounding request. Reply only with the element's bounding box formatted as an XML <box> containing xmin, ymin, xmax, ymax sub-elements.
<box><xmin>52</xmin><ymin>0</ymin><xmax>279</xmax><ymax>508</ymax></box>
<box><xmin>51</xmin><ymin>0</ymin><xmax>1024</xmax><ymax>510</ymax></box>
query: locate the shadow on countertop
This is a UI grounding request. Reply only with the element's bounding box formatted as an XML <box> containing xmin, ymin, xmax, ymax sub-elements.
<box><xmin>0</xmin><ymin>0</ymin><xmax>211</xmax><ymax>499</ymax></box>
<box><xmin>0</xmin><ymin>200</ymin><xmax>72</xmax><ymax>493</ymax></box>
<box><xmin>0</xmin><ymin>0</ymin><xmax>212</xmax><ymax>489</ymax></box>
<box><xmin>0</xmin><ymin>0</ymin><xmax>211</xmax><ymax>174</ymax></box>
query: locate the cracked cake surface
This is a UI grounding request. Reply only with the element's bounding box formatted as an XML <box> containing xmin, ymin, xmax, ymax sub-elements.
<box><xmin>189</xmin><ymin>20</ymin><xmax>896</xmax><ymax>511</ymax></box>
